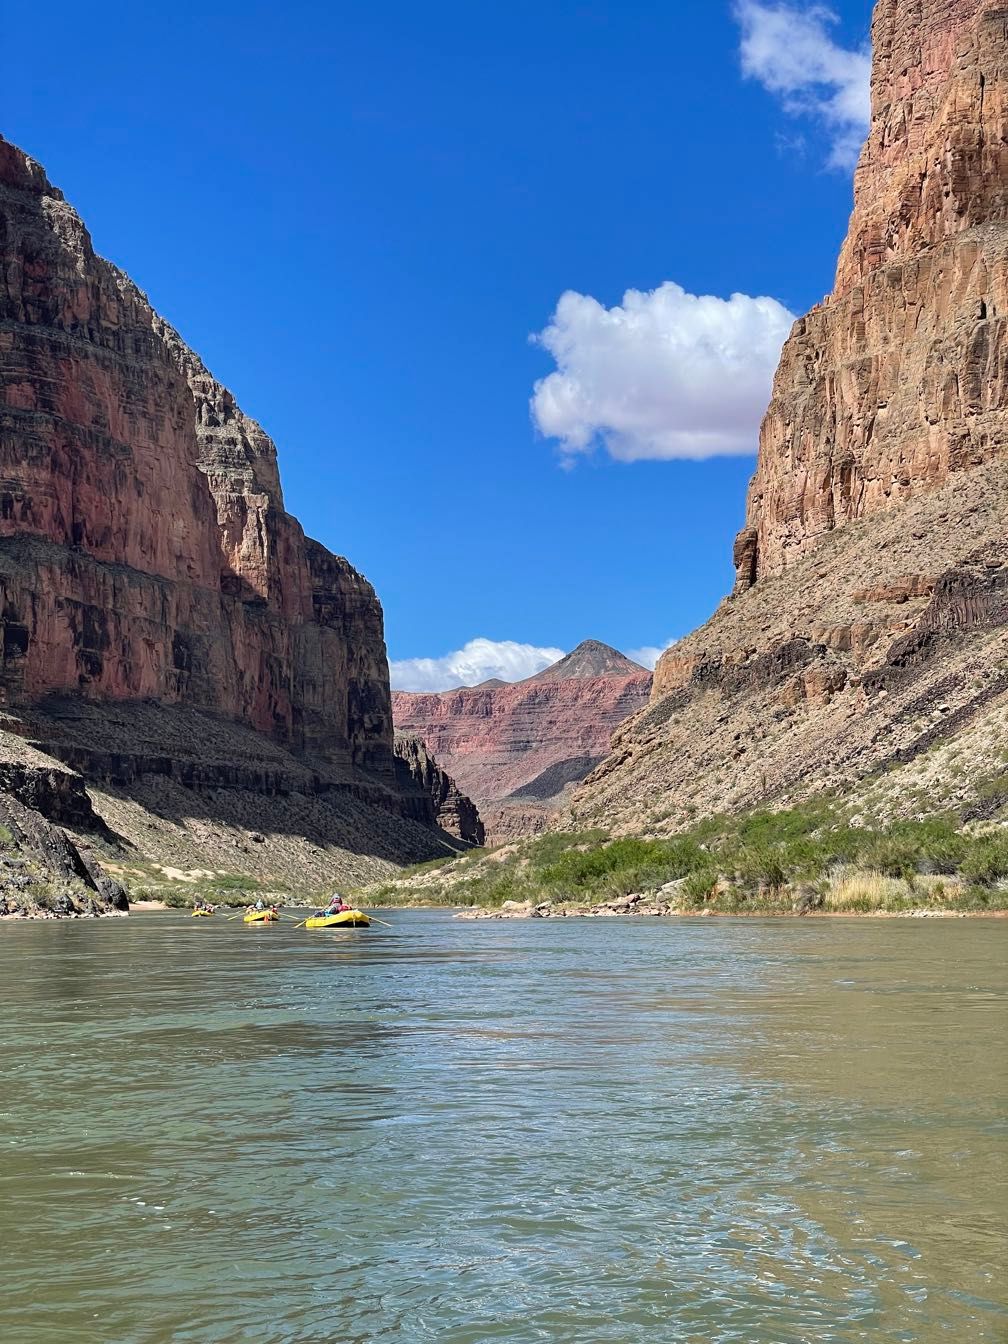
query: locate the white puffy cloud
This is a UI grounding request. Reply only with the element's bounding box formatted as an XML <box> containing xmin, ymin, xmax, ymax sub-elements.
<box><xmin>389</xmin><ymin>638</ymin><xmax>565</xmax><ymax>693</ymax></box>
<box><xmin>735</xmin><ymin>2</ymin><xmax>871</xmax><ymax>169</ymax></box>
<box><xmin>626</xmin><ymin>639</ymin><xmax>677</xmax><ymax>671</ymax></box>
<box><xmin>531</xmin><ymin>282</ymin><xmax>794</xmax><ymax>463</ymax></box>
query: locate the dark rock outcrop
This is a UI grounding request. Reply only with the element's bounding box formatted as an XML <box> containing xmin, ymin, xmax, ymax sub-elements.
<box><xmin>393</xmin><ymin>736</ymin><xmax>485</xmax><ymax>847</ymax></box>
<box><xmin>0</xmin><ymin>791</ymin><xmax>127</xmax><ymax>916</ymax></box>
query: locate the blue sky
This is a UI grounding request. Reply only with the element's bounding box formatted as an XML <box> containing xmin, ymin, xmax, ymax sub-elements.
<box><xmin>3</xmin><ymin>0</ymin><xmax>874</xmax><ymax>688</ymax></box>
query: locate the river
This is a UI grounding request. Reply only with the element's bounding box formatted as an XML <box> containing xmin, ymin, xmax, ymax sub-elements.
<box><xmin>1</xmin><ymin>911</ymin><xmax>1004</xmax><ymax>1343</ymax></box>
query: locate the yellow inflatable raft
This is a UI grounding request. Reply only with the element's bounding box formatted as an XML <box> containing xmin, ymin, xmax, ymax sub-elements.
<box><xmin>243</xmin><ymin>909</ymin><xmax>280</xmax><ymax>923</ymax></box>
<box><xmin>304</xmin><ymin>910</ymin><xmax>370</xmax><ymax>929</ymax></box>
<box><xmin>191</xmin><ymin>908</ymin><xmax>214</xmax><ymax>917</ymax></box>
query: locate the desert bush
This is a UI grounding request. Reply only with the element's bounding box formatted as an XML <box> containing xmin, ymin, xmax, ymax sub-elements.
<box><xmin>208</xmin><ymin>873</ymin><xmax>264</xmax><ymax>893</ymax></box>
<box><xmin>679</xmin><ymin>869</ymin><xmax>719</xmax><ymax>908</ymax></box>
<box><xmin>960</xmin><ymin>834</ymin><xmax>1008</xmax><ymax>886</ymax></box>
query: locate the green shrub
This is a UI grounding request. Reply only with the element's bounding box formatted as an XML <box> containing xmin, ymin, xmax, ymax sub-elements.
<box><xmin>733</xmin><ymin>804</ymin><xmax>835</xmax><ymax>848</ymax></box>
<box><xmin>208</xmin><ymin>873</ymin><xmax>263</xmax><ymax>892</ymax></box>
<box><xmin>538</xmin><ymin>834</ymin><xmax>710</xmax><ymax>903</ymax></box>
<box><xmin>679</xmin><ymin>869</ymin><xmax>719</xmax><ymax>907</ymax></box>
<box><xmin>370</xmin><ymin>793</ymin><xmax>1008</xmax><ymax>914</ymax></box>
<box><xmin>977</xmin><ymin>773</ymin><xmax>1008</xmax><ymax>803</ymax></box>
<box><xmin>525</xmin><ymin>829</ymin><xmax>609</xmax><ymax>867</ymax></box>
<box><xmin>960</xmin><ymin>835</ymin><xmax>1008</xmax><ymax>886</ymax></box>
<box><xmin>733</xmin><ymin>846</ymin><xmax>788</xmax><ymax>892</ymax></box>
<box><xmin>397</xmin><ymin>855</ymin><xmax>455</xmax><ymax>879</ymax></box>
<box><xmin>161</xmin><ymin>890</ymin><xmax>193</xmax><ymax>909</ymax></box>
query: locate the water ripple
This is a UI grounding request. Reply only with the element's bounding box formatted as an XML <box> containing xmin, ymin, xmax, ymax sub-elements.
<box><xmin>0</xmin><ymin>912</ymin><xmax>1004</xmax><ymax>1342</ymax></box>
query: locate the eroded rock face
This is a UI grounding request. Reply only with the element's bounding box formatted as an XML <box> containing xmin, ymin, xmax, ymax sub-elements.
<box><xmin>735</xmin><ymin>0</ymin><xmax>1007</xmax><ymax>588</ymax></box>
<box><xmin>0</xmin><ymin>135</ymin><xmax>396</xmax><ymax>786</ymax></box>
<box><xmin>835</xmin><ymin>0</ymin><xmax>1008</xmax><ymax>295</ymax></box>
<box><xmin>393</xmin><ymin>642</ymin><xmax>652</xmax><ymax>841</ymax></box>
<box><xmin>573</xmin><ymin>0</ymin><xmax>1008</xmax><ymax>836</ymax></box>
<box><xmin>0</xmin><ymin>790</ymin><xmax>128</xmax><ymax>917</ymax></box>
<box><xmin>393</xmin><ymin>736</ymin><xmax>485</xmax><ymax>847</ymax></box>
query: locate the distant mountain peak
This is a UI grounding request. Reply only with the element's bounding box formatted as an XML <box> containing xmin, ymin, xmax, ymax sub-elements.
<box><xmin>391</xmin><ymin>636</ymin><xmax>654</xmax><ymax>842</ymax></box>
<box><xmin>527</xmin><ymin>640</ymin><xmax>646</xmax><ymax>683</ymax></box>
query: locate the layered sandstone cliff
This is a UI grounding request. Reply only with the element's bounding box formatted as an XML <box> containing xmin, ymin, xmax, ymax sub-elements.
<box><xmin>0</xmin><ymin>134</ymin><xmax>460</xmax><ymax>893</ymax></box>
<box><xmin>733</xmin><ymin>0</ymin><xmax>1007</xmax><ymax>589</ymax></box>
<box><xmin>393</xmin><ymin>641</ymin><xmax>651</xmax><ymax>841</ymax></box>
<box><xmin>574</xmin><ymin>0</ymin><xmax>1007</xmax><ymax>834</ymax></box>
<box><xmin>0</xmin><ymin>136</ymin><xmax>395</xmax><ymax>774</ymax></box>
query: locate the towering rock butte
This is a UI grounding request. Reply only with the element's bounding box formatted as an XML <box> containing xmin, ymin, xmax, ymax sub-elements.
<box><xmin>733</xmin><ymin>0</ymin><xmax>1007</xmax><ymax>589</ymax></box>
<box><xmin>0</xmin><ymin>134</ymin><xmax>477</xmax><ymax>901</ymax></box>
<box><xmin>573</xmin><ymin>0</ymin><xmax>1008</xmax><ymax>834</ymax></box>
<box><xmin>393</xmin><ymin>641</ymin><xmax>652</xmax><ymax>842</ymax></box>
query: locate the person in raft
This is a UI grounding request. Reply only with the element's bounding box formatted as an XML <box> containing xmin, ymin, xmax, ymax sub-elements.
<box><xmin>325</xmin><ymin>893</ymin><xmax>351</xmax><ymax>915</ymax></box>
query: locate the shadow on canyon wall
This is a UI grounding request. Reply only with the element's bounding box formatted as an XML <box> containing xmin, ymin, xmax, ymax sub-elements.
<box><xmin>0</xmin><ymin>695</ymin><xmax>459</xmax><ymax>871</ymax></box>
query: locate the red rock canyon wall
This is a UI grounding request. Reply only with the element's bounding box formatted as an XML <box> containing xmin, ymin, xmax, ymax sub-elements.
<box><xmin>0</xmin><ymin>136</ymin><xmax>396</xmax><ymax>784</ymax></box>
<box><xmin>733</xmin><ymin>0</ymin><xmax>1007</xmax><ymax>590</ymax></box>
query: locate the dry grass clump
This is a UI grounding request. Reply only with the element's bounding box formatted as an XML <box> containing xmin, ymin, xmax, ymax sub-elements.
<box><xmin>819</xmin><ymin>867</ymin><xmax>1005</xmax><ymax>913</ymax></box>
<box><xmin>821</xmin><ymin>869</ymin><xmax>914</xmax><ymax>911</ymax></box>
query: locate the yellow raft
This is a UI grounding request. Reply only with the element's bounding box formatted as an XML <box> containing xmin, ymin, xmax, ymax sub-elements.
<box><xmin>304</xmin><ymin>910</ymin><xmax>370</xmax><ymax>929</ymax></box>
<box><xmin>191</xmin><ymin>908</ymin><xmax>214</xmax><ymax>917</ymax></box>
<box><xmin>243</xmin><ymin>909</ymin><xmax>280</xmax><ymax>923</ymax></box>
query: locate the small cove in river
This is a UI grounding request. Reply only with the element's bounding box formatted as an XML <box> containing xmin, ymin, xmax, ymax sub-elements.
<box><xmin>1</xmin><ymin>911</ymin><xmax>1004</xmax><ymax>1343</ymax></box>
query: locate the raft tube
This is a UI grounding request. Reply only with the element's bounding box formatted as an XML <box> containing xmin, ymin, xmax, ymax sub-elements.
<box><xmin>304</xmin><ymin>910</ymin><xmax>370</xmax><ymax>929</ymax></box>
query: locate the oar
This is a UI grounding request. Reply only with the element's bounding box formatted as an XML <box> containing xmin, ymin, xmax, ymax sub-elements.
<box><xmin>291</xmin><ymin>918</ymin><xmax>309</xmax><ymax>929</ymax></box>
<box><xmin>365</xmin><ymin>914</ymin><xmax>394</xmax><ymax>929</ymax></box>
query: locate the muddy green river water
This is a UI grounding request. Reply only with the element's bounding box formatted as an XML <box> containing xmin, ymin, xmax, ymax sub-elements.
<box><xmin>0</xmin><ymin>911</ymin><xmax>1005</xmax><ymax>1343</ymax></box>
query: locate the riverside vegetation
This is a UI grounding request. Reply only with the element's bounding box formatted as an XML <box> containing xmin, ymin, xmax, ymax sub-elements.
<box><xmin>365</xmin><ymin>784</ymin><xmax>1008</xmax><ymax>916</ymax></box>
<box><xmin>116</xmin><ymin>863</ymin><xmax>297</xmax><ymax>909</ymax></box>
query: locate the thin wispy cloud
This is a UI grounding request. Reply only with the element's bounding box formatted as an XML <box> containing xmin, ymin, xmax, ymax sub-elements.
<box><xmin>735</xmin><ymin>2</ymin><xmax>871</xmax><ymax>169</ymax></box>
<box><xmin>390</xmin><ymin>638</ymin><xmax>565</xmax><ymax>693</ymax></box>
<box><xmin>531</xmin><ymin>282</ymin><xmax>794</xmax><ymax>463</ymax></box>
